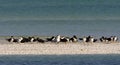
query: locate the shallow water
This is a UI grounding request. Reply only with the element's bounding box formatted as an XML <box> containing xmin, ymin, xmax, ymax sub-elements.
<box><xmin>0</xmin><ymin>54</ymin><xmax>120</xmax><ymax>65</ymax></box>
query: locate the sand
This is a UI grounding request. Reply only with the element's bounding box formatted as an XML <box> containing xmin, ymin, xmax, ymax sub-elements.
<box><xmin>0</xmin><ymin>39</ymin><xmax>120</xmax><ymax>55</ymax></box>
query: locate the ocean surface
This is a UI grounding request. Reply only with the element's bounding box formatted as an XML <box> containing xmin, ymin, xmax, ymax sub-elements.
<box><xmin>0</xmin><ymin>0</ymin><xmax>120</xmax><ymax>38</ymax></box>
<box><xmin>0</xmin><ymin>54</ymin><xmax>120</xmax><ymax>65</ymax></box>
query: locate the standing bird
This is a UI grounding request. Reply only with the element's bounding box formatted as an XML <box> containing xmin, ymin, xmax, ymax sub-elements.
<box><xmin>28</xmin><ymin>37</ymin><xmax>36</xmax><ymax>42</ymax></box>
<box><xmin>89</xmin><ymin>36</ymin><xmax>97</xmax><ymax>43</ymax></box>
<box><xmin>55</xmin><ymin>35</ymin><xmax>61</xmax><ymax>43</ymax></box>
<box><xmin>113</xmin><ymin>36</ymin><xmax>118</xmax><ymax>42</ymax></box>
<box><xmin>60</xmin><ymin>36</ymin><xmax>70</xmax><ymax>43</ymax></box>
<box><xmin>70</xmin><ymin>35</ymin><xmax>78</xmax><ymax>42</ymax></box>
<box><xmin>46</xmin><ymin>36</ymin><xmax>55</xmax><ymax>42</ymax></box>
<box><xmin>18</xmin><ymin>37</ymin><xmax>24</xmax><ymax>43</ymax></box>
<box><xmin>79</xmin><ymin>36</ymin><xmax>87</xmax><ymax>43</ymax></box>
<box><xmin>79</xmin><ymin>36</ymin><xmax>97</xmax><ymax>43</ymax></box>
<box><xmin>36</xmin><ymin>38</ymin><xmax>45</xmax><ymax>43</ymax></box>
<box><xmin>6</xmin><ymin>36</ymin><xmax>14</xmax><ymax>42</ymax></box>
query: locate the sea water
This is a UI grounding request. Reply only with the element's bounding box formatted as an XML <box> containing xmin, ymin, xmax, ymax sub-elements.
<box><xmin>0</xmin><ymin>0</ymin><xmax>120</xmax><ymax>37</ymax></box>
<box><xmin>0</xmin><ymin>54</ymin><xmax>120</xmax><ymax>65</ymax></box>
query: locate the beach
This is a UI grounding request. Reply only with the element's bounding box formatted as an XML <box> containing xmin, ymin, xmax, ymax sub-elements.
<box><xmin>0</xmin><ymin>36</ymin><xmax>120</xmax><ymax>65</ymax></box>
<box><xmin>0</xmin><ymin>39</ymin><xmax>120</xmax><ymax>55</ymax></box>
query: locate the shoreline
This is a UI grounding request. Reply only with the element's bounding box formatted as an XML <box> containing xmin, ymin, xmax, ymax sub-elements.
<box><xmin>0</xmin><ymin>36</ymin><xmax>120</xmax><ymax>55</ymax></box>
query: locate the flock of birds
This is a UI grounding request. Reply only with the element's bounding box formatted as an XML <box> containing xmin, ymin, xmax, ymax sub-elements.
<box><xmin>6</xmin><ymin>35</ymin><xmax>118</xmax><ymax>44</ymax></box>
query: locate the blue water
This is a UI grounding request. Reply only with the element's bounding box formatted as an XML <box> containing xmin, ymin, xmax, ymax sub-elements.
<box><xmin>0</xmin><ymin>54</ymin><xmax>120</xmax><ymax>65</ymax></box>
<box><xmin>0</xmin><ymin>0</ymin><xmax>120</xmax><ymax>37</ymax></box>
